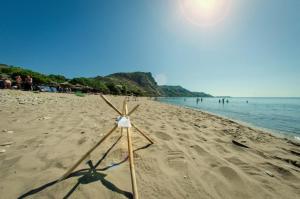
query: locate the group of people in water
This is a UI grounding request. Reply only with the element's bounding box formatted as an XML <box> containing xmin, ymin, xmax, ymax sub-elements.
<box><xmin>194</xmin><ymin>97</ymin><xmax>229</xmax><ymax>104</ymax></box>
<box><xmin>196</xmin><ymin>98</ymin><xmax>203</xmax><ymax>104</ymax></box>
<box><xmin>0</xmin><ymin>75</ymin><xmax>33</xmax><ymax>90</ymax></box>
<box><xmin>184</xmin><ymin>97</ymin><xmax>230</xmax><ymax>104</ymax></box>
<box><xmin>219</xmin><ymin>98</ymin><xmax>229</xmax><ymax>104</ymax></box>
<box><xmin>194</xmin><ymin>98</ymin><xmax>249</xmax><ymax>104</ymax></box>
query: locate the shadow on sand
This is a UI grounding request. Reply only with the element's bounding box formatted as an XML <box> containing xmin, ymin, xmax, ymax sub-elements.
<box><xmin>18</xmin><ymin>135</ymin><xmax>152</xmax><ymax>199</ymax></box>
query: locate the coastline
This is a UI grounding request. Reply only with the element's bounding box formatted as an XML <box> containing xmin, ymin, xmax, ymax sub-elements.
<box><xmin>155</xmin><ymin>100</ymin><xmax>289</xmax><ymax>142</ymax></box>
<box><xmin>0</xmin><ymin>90</ymin><xmax>299</xmax><ymax>199</ymax></box>
<box><xmin>157</xmin><ymin>98</ymin><xmax>300</xmax><ymax>141</ymax></box>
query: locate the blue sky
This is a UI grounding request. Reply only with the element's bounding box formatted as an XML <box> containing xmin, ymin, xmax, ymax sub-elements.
<box><xmin>0</xmin><ymin>0</ymin><xmax>299</xmax><ymax>97</ymax></box>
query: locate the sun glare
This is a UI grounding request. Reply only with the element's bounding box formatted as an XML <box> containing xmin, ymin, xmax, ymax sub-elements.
<box><xmin>180</xmin><ymin>0</ymin><xmax>231</xmax><ymax>26</ymax></box>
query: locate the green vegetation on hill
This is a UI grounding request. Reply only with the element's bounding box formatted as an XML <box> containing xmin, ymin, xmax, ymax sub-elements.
<box><xmin>159</xmin><ymin>85</ymin><xmax>212</xmax><ymax>97</ymax></box>
<box><xmin>159</xmin><ymin>85</ymin><xmax>192</xmax><ymax>97</ymax></box>
<box><xmin>106</xmin><ymin>72</ymin><xmax>162</xmax><ymax>96</ymax></box>
<box><xmin>0</xmin><ymin>64</ymin><xmax>212</xmax><ymax>97</ymax></box>
<box><xmin>191</xmin><ymin>91</ymin><xmax>213</xmax><ymax>97</ymax></box>
<box><xmin>69</xmin><ymin>77</ymin><xmax>109</xmax><ymax>93</ymax></box>
<box><xmin>0</xmin><ymin>65</ymin><xmax>67</xmax><ymax>84</ymax></box>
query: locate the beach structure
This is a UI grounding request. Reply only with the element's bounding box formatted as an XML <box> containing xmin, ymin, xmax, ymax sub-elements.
<box><xmin>58</xmin><ymin>94</ymin><xmax>154</xmax><ymax>199</ymax></box>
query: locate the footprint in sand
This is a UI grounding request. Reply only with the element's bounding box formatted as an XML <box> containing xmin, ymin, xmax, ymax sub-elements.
<box><xmin>177</xmin><ymin>133</ymin><xmax>190</xmax><ymax>139</ymax></box>
<box><xmin>160</xmin><ymin>124</ymin><xmax>166</xmax><ymax>129</ymax></box>
<box><xmin>77</xmin><ymin>137</ymin><xmax>87</xmax><ymax>145</ymax></box>
<box><xmin>214</xmin><ymin>143</ymin><xmax>230</xmax><ymax>154</ymax></box>
<box><xmin>135</xmin><ymin>157</ymin><xmax>157</xmax><ymax>175</ymax></box>
<box><xmin>195</xmin><ymin>134</ymin><xmax>208</xmax><ymax>142</ymax></box>
<box><xmin>181</xmin><ymin>127</ymin><xmax>189</xmax><ymax>131</ymax></box>
<box><xmin>190</xmin><ymin>145</ymin><xmax>209</xmax><ymax>156</ymax></box>
<box><xmin>226</xmin><ymin>156</ymin><xmax>261</xmax><ymax>176</ymax></box>
<box><xmin>218</xmin><ymin>166</ymin><xmax>244</xmax><ymax>185</ymax></box>
<box><xmin>167</xmin><ymin>150</ymin><xmax>186</xmax><ymax>169</ymax></box>
<box><xmin>154</xmin><ymin>131</ymin><xmax>172</xmax><ymax>141</ymax></box>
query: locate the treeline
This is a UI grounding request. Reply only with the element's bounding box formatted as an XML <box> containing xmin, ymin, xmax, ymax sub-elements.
<box><xmin>0</xmin><ymin>66</ymin><xmax>145</xmax><ymax>95</ymax></box>
<box><xmin>1</xmin><ymin>66</ymin><xmax>67</xmax><ymax>84</ymax></box>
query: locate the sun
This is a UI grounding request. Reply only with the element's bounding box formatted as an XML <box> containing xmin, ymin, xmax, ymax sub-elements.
<box><xmin>179</xmin><ymin>0</ymin><xmax>231</xmax><ymax>26</ymax></box>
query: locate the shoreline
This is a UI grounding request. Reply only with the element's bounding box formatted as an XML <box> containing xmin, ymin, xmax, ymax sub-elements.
<box><xmin>156</xmin><ymin>99</ymin><xmax>300</xmax><ymax>141</ymax></box>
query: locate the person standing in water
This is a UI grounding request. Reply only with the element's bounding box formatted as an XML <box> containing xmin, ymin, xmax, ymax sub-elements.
<box><xmin>200</xmin><ymin>98</ymin><xmax>203</xmax><ymax>102</ymax></box>
<box><xmin>196</xmin><ymin>98</ymin><xmax>200</xmax><ymax>104</ymax></box>
<box><xmin>222</xmin><ymin>98</ymin><xmax>225</xmax><ymax>104</ymax></box>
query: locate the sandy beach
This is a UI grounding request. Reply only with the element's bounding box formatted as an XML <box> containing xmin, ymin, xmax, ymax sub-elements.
<box><xmin>0</xmin><ymin>90</ymin><xmax>299</xmax><ymax>199</ymax></box>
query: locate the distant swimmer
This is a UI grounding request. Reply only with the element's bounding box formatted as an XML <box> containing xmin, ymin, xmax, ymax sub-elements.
<box><xmin>246</xmin><ymin>100</ymin><xmax>248</xmax><ymax>103</ymax></box>
<box><xmin>226</xmin><ymin>99</ymin><xmax>229</xmax><ymax>103</ymax></box>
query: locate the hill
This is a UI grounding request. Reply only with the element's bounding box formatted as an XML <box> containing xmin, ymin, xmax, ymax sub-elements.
<box><xmin>191</xmin><ymin>91</ymin><xmax>213</xmax><ymax>97</ymax></box>
<box><xmin>106</xmin><ymin>72</ymin><xmax>163</xmax><ymax>96</ymax></box>
<box><xmin>0</xmin><ymin>64</ymin><xmax>212</xmax><ymax>97</ymax></box>
<box><xmin>71</xmin><ymin>72</ymin><xmax>162</xmax><ymax>96</ymax></box>
<box><xmin>160</xmin><ymin>85</ymin><xmax>212</xmax><ymax>97</ymax></box>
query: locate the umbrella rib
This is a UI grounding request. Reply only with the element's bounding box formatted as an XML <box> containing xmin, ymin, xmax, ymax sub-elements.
<box><xmin>100</xmin><ymin>94</ymin><xmax>122</xmax><ymax>115</ymax></box>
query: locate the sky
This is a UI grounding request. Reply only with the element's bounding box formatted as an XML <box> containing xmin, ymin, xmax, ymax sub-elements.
<box><xmin>0</xmin><ymin>0</ymin><xmax>299</xmax><ymax>97</ymax></box>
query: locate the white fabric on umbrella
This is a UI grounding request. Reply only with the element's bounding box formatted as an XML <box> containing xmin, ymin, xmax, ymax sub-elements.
<box><xmin>116</xmin><ymin>116</ymin><xmax>132</xmax><ymax>128</ymax></box>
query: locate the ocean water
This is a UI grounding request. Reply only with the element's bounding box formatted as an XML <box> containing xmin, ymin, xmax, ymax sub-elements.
<box><xmin>158</xmin><ymin>97</ymin><xmax>300</xmax><ymax>139</ymax></box>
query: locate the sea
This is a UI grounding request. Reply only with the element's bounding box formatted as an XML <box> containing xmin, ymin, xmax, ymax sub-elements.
<box><xmin>157</xmin><ymin>97</ymin><xmax>300</xmax><ymax>140</ymax></box>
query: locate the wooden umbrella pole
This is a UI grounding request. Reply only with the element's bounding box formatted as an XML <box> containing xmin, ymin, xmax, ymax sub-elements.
<box><xmin>100</xmin><ymin>94</ymin><xmax>122</xmax><ymax>115</ymax></box>
<box><xmin>120</xmin><ymin>98</ymin><xmax>126</xmax><ymax>136</ymax></box>
<box><xmin>123</xmin><ymin>98</ymin><xmax>127</xmax><ymax>116</ymax></box>
<box><xmin>58</xmin><ymin>125</ymin><xmax>118</xmax><ymax>181</ymax></box>
<box><xmin>121</xmin><ymin>128</ymin><xmax>123</xmax><ymax>136</ymax></box>
<box><xmin>100</xmin><ymin>94</ymin><xmax>139</xmax><ymax>117</ymax></box>
<box><xmin>131</xmin><ymin>122</ymin><xmax>154</xmax><ymax>144</ymax></box>
<box><xmin>127</xmin><ymin>104</ymin><xmax>140</xmax><ymax>116</ymax></box>
<box><xmin>127</xmin><ymin>127</ymin><xmax>139</xmax><ymax>199</ymax></box>
<box><xmin>124</xmin><ymin>98</ymin><xmax>128</xmax><ymax>116</ymax></box>
<box><xmin>125</xmin><ymin>101</ymin><xmax>139</xmax><ymax>199</ymax></box>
